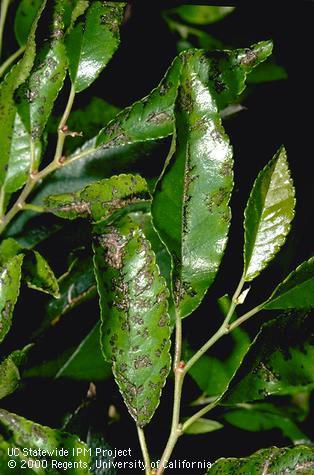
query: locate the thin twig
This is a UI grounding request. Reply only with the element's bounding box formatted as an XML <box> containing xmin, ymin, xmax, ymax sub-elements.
<box><xmin>0</xmin><ymin>46</ymin><xmax>25</xmax><ymax>78</ymax></box>
<box><xmin>0</xmin><ymin>85</ymin><xmax>76</xmax><ymax>235</ymax></box>
<box><xmin>136</xmin><ymin>425</ymin><xmax>152</xmax><ymax>475</ymax></box>
<box><xmin>0</xmin><ymin>0</ymin><xmax>10</xmax><ymax>59</ymax></box>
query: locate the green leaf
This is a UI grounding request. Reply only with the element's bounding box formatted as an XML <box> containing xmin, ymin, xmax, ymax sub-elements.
<box><xmin>247</xmin><ymin>60</ymin><xmax>288</xmax><ymax>84</ymax></box>
<box><xmin>0</xmin><ymin>409</ymin><xmax>91</xmax><ymax>474</ymax></box>
<box><xmin>243</xmin><ymin>146</ymin><xmax>295</xmax><ymax>282</ymax></box>
<box><xmin>129</xmin><ymin>211</ymin><xmax>174</xmax><ymax>324</ymax></box>
<box><xmin>0</xmin><ymin>255</ymin><xmax>23</xmax><ymax>344</ymax></box>
<box><xmin>95</xmin><ymin>42</ymin><xmax>272</xmax><ymax>151</ymax></box>
<box><xmin>66</xmin><ymin>1</ymin><xmax>125</xmax><ymax>93</ymax></box>
<box><xmin>45</xmin><ymin>253</ymin><xmax>96</xmax><ymax>326</ymax></box>
<box><xmin>0</xmin><ymin>0</ymin><xmax>46</xmax><ymax>187</ymax></box>
<box><xmin>185</xmin><ymin>295</ymin><xmax>250</xmax><ymax>398</ymax></box>
<box><xmin>207</xmin><ymin>445</ymin><xmax>314</xmax><ymax>474</ymax></box>
<box><xmin>184</xmin><ymin>418</ymin><xmax>223</xmax><ymax>435</ymax></box>
<box><xmin>224</xmin><ymin>403</ymin><xmax>309</xmax><ymax>444</ymax></box>
<box><xmin>0</xmin><ymin>238</ymin><xmax>22</xmax><ymax>265</ymax></box>
<box><xmin>222</xmin><ymin>312</ymin><xmax>314</xmax><ymax>405</ymax></box>
<box><xmin>23</xmin><ymin>250</ymin><xmax>60</xmax><ymax>298</ymax></box>
<box><xmin>264</xmin><ymin>257</ymin><xmax>314</xmax><ymax>310</ymax></box>
<box><xmin>0</xmin><ymin>345</ymin><xmax>31</xmax><ymax>400</ymax></box>
<box><xmin>45</xmin><ymin>174</ymin><xmax>150</xmax><ymax>223</ymax></box>
<box><xmin>55</xmin><ymin>322</ymin><xmax>111</xmax><ymax>380</ymax></box>
<box><xmin>25</xmin><ymin>322</ymin><xmax>111</xmax><ymax>381</ymax></box>
<box><xmin>93</xmin><ymin>216</ymin><xmax>171</xmax><ymax>427</ymax></box>
<box><xmin>175</xmin><ymin>6</ymin><xmax>235</xmax><ymax>25</ymax></box>
<box><xmin>2</xmin><ymin>0</ymin><xmax>68</xmax><ymax>199</ymax></box>
<box><xmin>152</xmin><ymin>50</ymin><xmax>233</xmax><ymax>318</ymax></box>
<box><xmin>14</xmin><ymin>0</ymin><xmax>42</xmax><ymax>47</ymax></box>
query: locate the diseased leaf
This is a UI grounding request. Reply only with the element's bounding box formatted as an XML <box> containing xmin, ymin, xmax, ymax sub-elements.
<box><xmin>14</xmin><ymin>0</ymin><xmax>42</xmax><ymax>47</ymax></box>
<box><xmin>152</xmin><ymin>50</ymin><xmax>233</xmax><ymax>318</ymax></box>
<box><xmin>243</xmin><ymin>146</ymin><xmax>295</xmax><ymax>282</ymax></box>
<box><xmin>2</xmin><ymin>0</ymin><xmax>67</xmax><ymax>200</ymax></box>
<box><xmin>0</xmin><ymin>255</ymin><xmax>23</xmax><ymax>344</ymax></box>
<box><xmin>207</xmin><ymin>445</ymin><xmax>314</xmax><ymax>474</ymax></box>
<box><xmin>0</xmin><ymin>345</ymin><xmax>32</xmax><ymax>400</ymax></box>
<box><xmin>95</xmin><ymin>42</ymin><xmax>272</xmax><ymax>152</ymax></box>
<box><xmin>45</xmin><ymin>174</ymin><xmax>150</xmax><ymax>223</ymax></box>
<box><xmin>93</xmin><ymin>216</ymin><xmax>171</xmax><ymax>427</ymax></box>
<box><xmin>175</xmin><ymin>6</ymin><xmax>235</xmax><ymax>25</ymax></box>
<box><xmin>66</xmin><ymin>1</ymin><xmax>125</xmax><ymax>93</ymax></box>
<box><xmin>0</xmin><ymin>409</ymin><xmax>91</xmax><ymax>474</ymax></box>
<box><xmin>264</xmin><ymin>257</ymin><xmax>314</xmax><ymax>310</ymax></box>
<box><xmin>224</xmin><ymin>402</ymin><xmax>309</xmax><ymax>444</ymax></box>
<box><xmin>184</xmin><ymin>418</ymin><xmax>223</xmax><ymax>435</ymax></box>
<box><xmin>222</xmin><ymin>312</ymin><xmax>314</xmax><ymax>405</ymax></box>
<box><xmin>0</xmin><ymin>0</ymin><xmax>46</xmax><ymax>187</ymax></box>
<box><xmin>23</xmin><ymin>250</ymin><xmax>60</xmax><ymax>298</ymax></box>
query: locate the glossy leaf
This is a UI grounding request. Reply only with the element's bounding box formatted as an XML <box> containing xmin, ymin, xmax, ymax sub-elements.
<box><xmin>93</xmin><ymin>216</ymin><xmax>171</xmax><ymax>427</ymax></box>
<box><xmin>243</xmin><ymin>146</ymin><xmax>295</xmax><ymax>282</ymax></box>
<box><xmin>0</xmin><ymin>345</ymin><xmax>31</xmax><ymax>400</ymax></box>
<box><xmin>184</xmin><ymin>418</ymin><xmax>223</xmax><ymax>435</ymax></box>
<box><xmin>0</xmin><ymin>238</ymin><xmax>22</xmax><ymax>265</ymax></box>
<box><xmin>0</xmin><ymin>409</ymin><xmax>91</xmax><ymax>474</ymax></box>
<box><xmin>0</xmin><ymin>255</ymin><xmax>23</xmax><ymax>344</ymax></box>
<box><xmin>0</xmin><ymin>1</ymin><xmax>46</xmax><ymax>187</ymax></box>
<box><xmin>95</xmin><ymin>42</ymin><xmax>272</xmax><ymax>151</ymax></box>
<box><xmin>1</xmin><ymin>111</ymin><xmax>30</xmax><ymax>194</ymax></box>
<box><xmin>222</xmin><ymin>312</ymin><xmax>314</xmax><ymax>405</ymax></box>
<box><xmin>175</xmin><ymin>6</ymin><xmax>235</xmax><ymax>25</ymax></box>
<box><xmin>2</xmin><ymin>0</ymin><xmax>67</xmax><ymax>199</ymax></box>
<box><xmin>23</xmin><ymin>250</ymin><xmax>60</xmax><ymax>298</ymax></box>
<box><xmin>14</xmin><ymin>0</ymin><xmax>42</xmax><ymax>47</ymax></box>
<box><xmin>152</xmin><ymin>50</ymin><xmax>233</xmax><ymax>318</ymax></box>
<box><xmin>208</xmin><ymin>445</ymin><xmax>314</xmax><ymax>474</ymax></box>
<box><xmin>264</xmin><ymin>257</ymin><xmax>314</xmax><ymax>310</ymax></box>
<box><xmin>45</xmin><ymin>174</ymin><xmax>150</xmax><ymax>223</ymax></box>
<box><xmin>224</xmin><ymin>402</ymin><xmax>309</xmax><ymax>444</ymax></box>
<box><xmin>66</xmin><ymin>1</ymin><xmax>125</xmax><ymax>93</ymax></box>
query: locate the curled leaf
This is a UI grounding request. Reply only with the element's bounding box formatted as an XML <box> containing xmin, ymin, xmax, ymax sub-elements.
<box><xmin>152</xmin><ymin>50</ymin><xmax>233</xmax><ymax>318</ymax></box>
<box><xmin>23</xmin><ymin>250</ymin><xmax>60</xmax><ymax>298</ymax></box>
<box><xmin>45</xmin><ymin>174</ymin><xmax>150</xmax><ymax>223</ymax></box>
